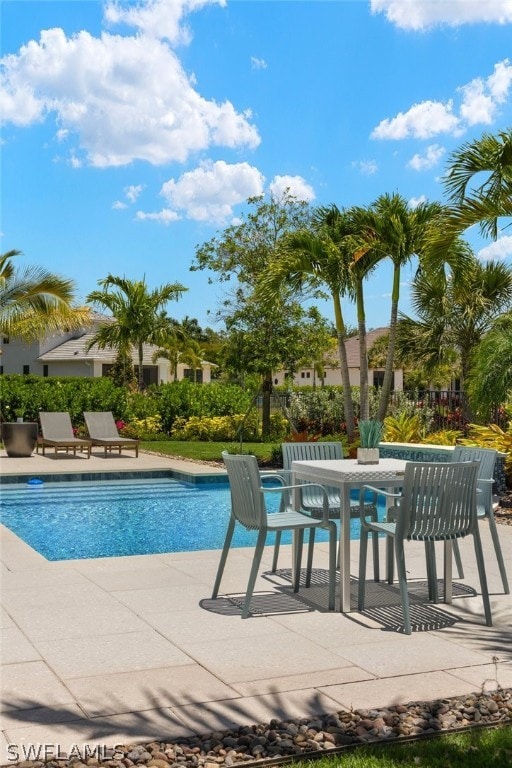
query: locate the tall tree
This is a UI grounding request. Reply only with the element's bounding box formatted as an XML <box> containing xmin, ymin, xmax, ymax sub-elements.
<box><xmin>396</xmin><ymin>253</ymin><xmax>512</xmax><ymax>411</ymax></box>
<box><xmin>86</xmin><ymin>274</ymin><xmax>186</xmax><ymax>390</ymax></box>
<box><xmin>350</xmin><ymin>194</ymin><xmax>445</xmax><ymax>422</ymax></box>
<box><xmin>0</xmin><ymin>250</ymin><xmax>91</xmax><ymax>340</ymax></box>
<box><xmin>192</xmin><ymin>191</ymin><xmax>312</xmax><ymax>438</ymax></box>
<box><xmin>468</xmin><ymin>310</ymin><xmax>512</xmax><ymax>420</ymax></box>
<box><xmin>259</xmin><ymin>204</ymin><xmax>358</xmax><ymax>439</ymax></box>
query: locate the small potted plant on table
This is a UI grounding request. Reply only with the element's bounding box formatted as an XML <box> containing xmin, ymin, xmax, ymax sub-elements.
<box><xmin>357</xmin><ymin>419</ymin><xmax>383</xmax><ymax>464</ymax></box>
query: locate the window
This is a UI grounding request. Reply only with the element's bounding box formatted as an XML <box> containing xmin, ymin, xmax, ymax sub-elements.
<box><xmin>43</xmin><ymin>365</ymin><xmax>49</xmax><ymax>377</ymax></box>
<box><xmin>300</xmin><ymin>371</ymin><xmax>311</xmax><ymax>379</ymax></box>
<box><xmin>0</xmin><ymin>366</ymin><xmax>3</xmax><ymax>375</ymax></box>
<box><xmin>373</xmin><ymin>371</ymin><xmax>394</xmax><ymax>388</ymax></box>
<box><xmin>2</xmin><ymin>337</ymin><xmax>9</xmax><ymax>344</ymax></box>
<box><xmin>23</xmin><ymin>365</ymin><xmax>30</xmax><ymax>375</ymax></box>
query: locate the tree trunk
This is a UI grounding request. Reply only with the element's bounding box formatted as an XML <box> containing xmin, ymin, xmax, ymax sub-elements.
<box><xmin>138</xmin><ymin>343</ymin><xmax>144</xmax><ymax>391</ymax></box>
<box><xmin>356</xmin><ymin>279</ymin><xmax>369</xmax><ymax>421</ymax></box>
<box><xmin>261</xmin><ymin>370</ymin><xmax>273</xmax><ymax>440</ymax></box>
<box><xmin>333</xmin><ymin>293</ymin><xmax>355</xmax><ymax>440</ymax></box>
<box><xmin>377</xmin><ymin>265</ymin><xmax>400</xmax><ymax>422</ymax></box>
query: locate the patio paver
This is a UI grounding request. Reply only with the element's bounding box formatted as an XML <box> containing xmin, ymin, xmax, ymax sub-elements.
<box><xmin>1</xmin><ymin>449</ymin><xmax>511</xmax><ymax>764</ymax></box>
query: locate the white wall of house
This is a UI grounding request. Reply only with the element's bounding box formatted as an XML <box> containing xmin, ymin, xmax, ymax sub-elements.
<box><xmin>273</xmin><ymin>366</ymin><xmax>403</xmax><ymax>390</ymax></box>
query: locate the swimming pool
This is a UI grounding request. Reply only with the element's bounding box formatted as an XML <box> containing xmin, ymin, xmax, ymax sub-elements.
<box><xmin>0</xmin><ymin>477</ymin><xmax>383</xmax><ymax>561</ymax></box>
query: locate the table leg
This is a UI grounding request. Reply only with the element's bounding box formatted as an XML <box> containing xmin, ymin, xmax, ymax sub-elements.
<box><xmin>339</xmin><ymin>485</ymin><xmax>351</xmax><ymax>612</ymax></box>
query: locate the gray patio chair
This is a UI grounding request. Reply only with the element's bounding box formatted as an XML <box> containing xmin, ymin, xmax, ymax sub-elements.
<box><xmin>272</xmin><ymin>441</ymin><xmax>380</xmax><ymax>580</ymax></box>
<box><xmin>38</xmin><ymin>412</ymin><xmax>92</xmax><ymax>457</ymax></box>
<box><xmin>83</xmin><ymin>411</ymin><xmax>139</xmax><ymax>457</ymax></box>
<box><xmin>451</xmin><ymin>446</ymin><xmax>509</xmax><ymax>594</ymax></box>
<box><xmin>212</xmin><ymin>451</ymin><xmax>337</xmax><ymax>618</ymax></box>
<box><xmin>358</xmin><ymin>461</ymin><xmax>492</xmax><ymax>634</ymax></box>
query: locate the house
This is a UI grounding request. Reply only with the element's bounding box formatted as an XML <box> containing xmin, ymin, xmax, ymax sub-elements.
<box><xmin>272</xmin><ymin>327</ymin><xmax>404</xmax><ymax>390</ymax></box>
<box><xmin>0</xmin><ymin>315</ymin><xmax>214</xmax><ymax>385</ymax></box>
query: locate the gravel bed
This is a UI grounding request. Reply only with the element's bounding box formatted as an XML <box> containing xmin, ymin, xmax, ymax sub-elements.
<box><xmin>7</xmin><ymin>688</ymin><xmax>512</xmax><ymax>768</ymax></box>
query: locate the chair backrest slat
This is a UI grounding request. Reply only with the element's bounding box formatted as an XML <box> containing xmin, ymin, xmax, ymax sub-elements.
<box><xmin>396</xmin><ymin>461</ymin><xmax>479</xmax><ymax>541</ymax></box>
<box><xmin>222</xmin><ymin>452</ymin><xmax>267</xmax><ymax>531</ymax></box>
<box><xmin>451</xmin><ymin>446</ymin><xmax>497</xmax><ymax>514</ymax></box>
<box><xmin>282</xmin><ymin>442</ymin><xmax>342</xmax><ymax>504</ymax></box>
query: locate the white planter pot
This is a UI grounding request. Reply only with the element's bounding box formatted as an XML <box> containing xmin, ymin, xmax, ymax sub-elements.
<box><xmin>357</xmin><ymin>447</ymin><xmax>380</xmax><ymax>465</ymax></box>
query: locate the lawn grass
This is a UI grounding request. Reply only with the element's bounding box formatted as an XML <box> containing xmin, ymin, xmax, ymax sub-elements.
<box><xmin>294</xmin><ymin>725</ymin><xmax>512</xmax><ymax>767</ymax></box>
<box><xmin>140</xmin><ymin>440</ymin><xmax>278</xmax><ymax>463</ymax></box>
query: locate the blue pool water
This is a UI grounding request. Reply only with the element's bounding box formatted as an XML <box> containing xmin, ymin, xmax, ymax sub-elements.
<box><xmin>0</xmin><ymin>477</ymin><xmax>384</xmax><ymax>561</ymax></box>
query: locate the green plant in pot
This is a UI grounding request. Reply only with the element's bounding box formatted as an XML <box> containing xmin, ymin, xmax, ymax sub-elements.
<box><xmin>357</xmin><ymin>419</ymin><xmax>383</xmax><ymax>464</ymax></box>
<box><xmin>14</xmin><ymin>407</ymin><xmax>25</xmax><ymax>423</ymax></box>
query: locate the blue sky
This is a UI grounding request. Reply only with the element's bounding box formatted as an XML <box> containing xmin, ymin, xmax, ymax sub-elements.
<box><xmin>2</xmin><ymin>0</ymin><xmax>512</xmax><ymax>331</ymax></box>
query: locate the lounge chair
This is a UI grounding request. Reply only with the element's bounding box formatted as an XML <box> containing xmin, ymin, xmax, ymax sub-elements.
<box><xmin>38</xmin><ymin>412</ymin><xmax>92</xmax><ymax>457</ymax></box>
<box><xmin>83</xmin><ymin>411</ymin><xmax>139</xmax><ymax>457</ymax></box>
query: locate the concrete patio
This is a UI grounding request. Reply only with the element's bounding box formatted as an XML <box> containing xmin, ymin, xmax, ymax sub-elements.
<box><xmin>1</xmin><ymin>449</ymin><xmax>511</xmax><ymax>764</ymax></box>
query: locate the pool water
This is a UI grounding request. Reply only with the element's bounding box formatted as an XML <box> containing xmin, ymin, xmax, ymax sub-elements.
<box><xmin>0</xmin><ymin>478</ymin><xmax>384</xmax><ymax>561</ymax></box>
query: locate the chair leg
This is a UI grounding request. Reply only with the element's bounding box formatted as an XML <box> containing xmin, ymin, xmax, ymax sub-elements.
<box><xmin>271</xmin><ymin>531</ymin><xmax>282</xmax><ymax>573</ymax></box>
<box><xmin>386</xmin><ymin>537</ymin><xmax>394</xmax><ymax>584</ymax></box>
<box><xmin>487</xmin><ymin>512</ymin><xmax>510</xmax><ymax>594</ymax></box>
<box><xmin>242</xmin><ymin>528</ymin><xmax>267</xmax><ymax>619</ymax></box>
<box><xmin>395</xmin><ymin>538</ymin><xmax>411</xmax><ymax>634</ymax></box>
<box><xmin>452</xmin><ymin>539</ymin><xmax>465</xmax><ymax>579</ymax></box>
<box><xmin>357</xmin><ymin>524</ymin><xmax>370</xmax><ymax>611</ymax></box>
<box><xmin>372</xmin><ymin>530</ymin><xmax>380</xmax><ymax>582</ymax></box>
<box><xmin>212</xmin><ymin>516</ymin><xmax>236</xmax><ymax>599</ymax></box>
<box><xmin>424</xmin><ymin>541</ymin><xmax>439</xmax><ymax>603</ymax></box>
<box><xmin>304</xmin><ymin>528</ymin><xmax>316</xmax><ymax>588</ymax></box>
<box><xmin>472</xmin><ymin>528</ymin><xmax>493</xmax><ymax>627</ymax></box>
<box><xmin>292</xmin><ymin>529</ymin><xmax>304</xmax><ymax>593</ymax></box>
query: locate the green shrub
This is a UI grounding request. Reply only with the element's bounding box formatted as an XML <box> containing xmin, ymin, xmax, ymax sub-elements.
<box><xmin>422</xmin><ymin>429</ymin><xmax>462</xmax><ymax>445</ymax></box>
<box><xmin>170</xmin><ymin>412</ymin><xmax>260</xmax><ymax>442</ymax></box>
<box><xmin>121</xmin><ymin>415</ymin><xmax>164</xmax><ymax>440</ymax></box>
<box><xmin>0</xmin><ymin>375</ymin><xmax>128</xmax><ymax>426</ymax></box>
<box><xmin>383</xmin><ymin>412</ymin><xmax>424</xmax><ymax>443</ymax></box>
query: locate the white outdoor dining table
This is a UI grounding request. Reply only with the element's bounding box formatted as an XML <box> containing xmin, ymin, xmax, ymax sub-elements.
<box><xmin>291</xmin><ymin>457</ymin><xmax>408</xmax><ymax>613</ymax></box>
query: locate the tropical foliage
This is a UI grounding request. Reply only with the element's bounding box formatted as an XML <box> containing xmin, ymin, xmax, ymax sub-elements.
<box><xmin>0</xmin><ymin>250</ymin><xmax>91</xmax><ymax>340</ymax></box>
<box><xmin>86</xmin><ymin>274</ymin><xmax>186</xmax><ymax>390</ymax></box>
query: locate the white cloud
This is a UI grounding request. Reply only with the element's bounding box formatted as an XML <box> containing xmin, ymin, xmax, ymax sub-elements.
<box><xmin>112</xmin><ymin>200</ymin><xmax>127</xmax><ymax>210</ymax></box>
<box><xmin>268</xmin><ymin>175</ymin><xmax>315</xmax><ymax>201</ymax></box>
<box><xmin>104</xmin><ymin>0</ymin><xmax>225</xmax><ymax>44</ymax></box>
<box><xmin>372</xmin><ymin>100</ymin><xmax>459</xmax><ymax>140</ymax></box>
<box><xmin>352</xmin><ymin>159</ymin><xmax>378</xmax><ymax>175</ymax></box>
<box><xmin>251</xmin><ymin>56</ymin><xmax>267</xmax><ymax>70</ymax></box>
<box><xmin>135</xmin><ymin>209</ymin><xmax>181</xmax><ymax>224</ymax></box>
<box><xmin>372</xmin><ymin>59</ymin><xmax>512</xmax><ymax>141</ymax></box>
<box><xmin>408</xmin><ymin>194</ymin><xmax>427</xmax><ymax>208</ymax></box>
<box><xmin>371</xmin><ymin>0</ymin><xmax>512</xmax><ymax>31</ymax></box>
<box><xmin>0</xmin><ymin>11</ymin><xmax>259</xmax><ymax>167</ymax></box>
<box><xmin>407</xmin><ymin>144</ymin><xmax>445</xmax><ymax>171</ymax></box>
<box><xmin>478</xmin><ymin>235</ymin><xmax>512</xmax><ymax>260</ymax></box>
<box><xmin>160</xmin><ymin>159</ymin><xmax>265</xmax><ymax>222</ymax></box>
<box><xmin>125</xmin><ymin>184</ymin><xmax>144</xmax><ymax>203</ymax></box>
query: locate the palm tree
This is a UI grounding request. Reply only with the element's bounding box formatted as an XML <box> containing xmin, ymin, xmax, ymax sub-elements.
<box><xmin>396</xmin><ymin>253</ymin><xmax>512</xmax><ymax>415</ymax></box>
<box><xmin>0</xmin><ymin>250</ymin><xmax>91</xmax><ymax>340</ymax></box>
<box><xmin>350</xmin><ymin>194</ymin><xmax>447</xmax><ymax>422</ymax></box>
<box><xmin>468</xmin><ymin>310</ymin><xmax>512</xmax><ymax>419</ymax></box>
<box><xmin>444</xmin><ymin>128</ymin><xmax>512</xmax><ymax>240</ymax></box>
<box><xmin>180</xmin><ymin>339</ymin><xmax>206</xmax><ymax>382</ymax></box>
<box><xmin>259</xmin><ymin>204</ymin><xmax>358</xmax><ymax>439</ymax></box>
<box><xmin>86</xmin><ymin>274</ymin><xmax>186</xmax><ymax>390</ymax></box>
